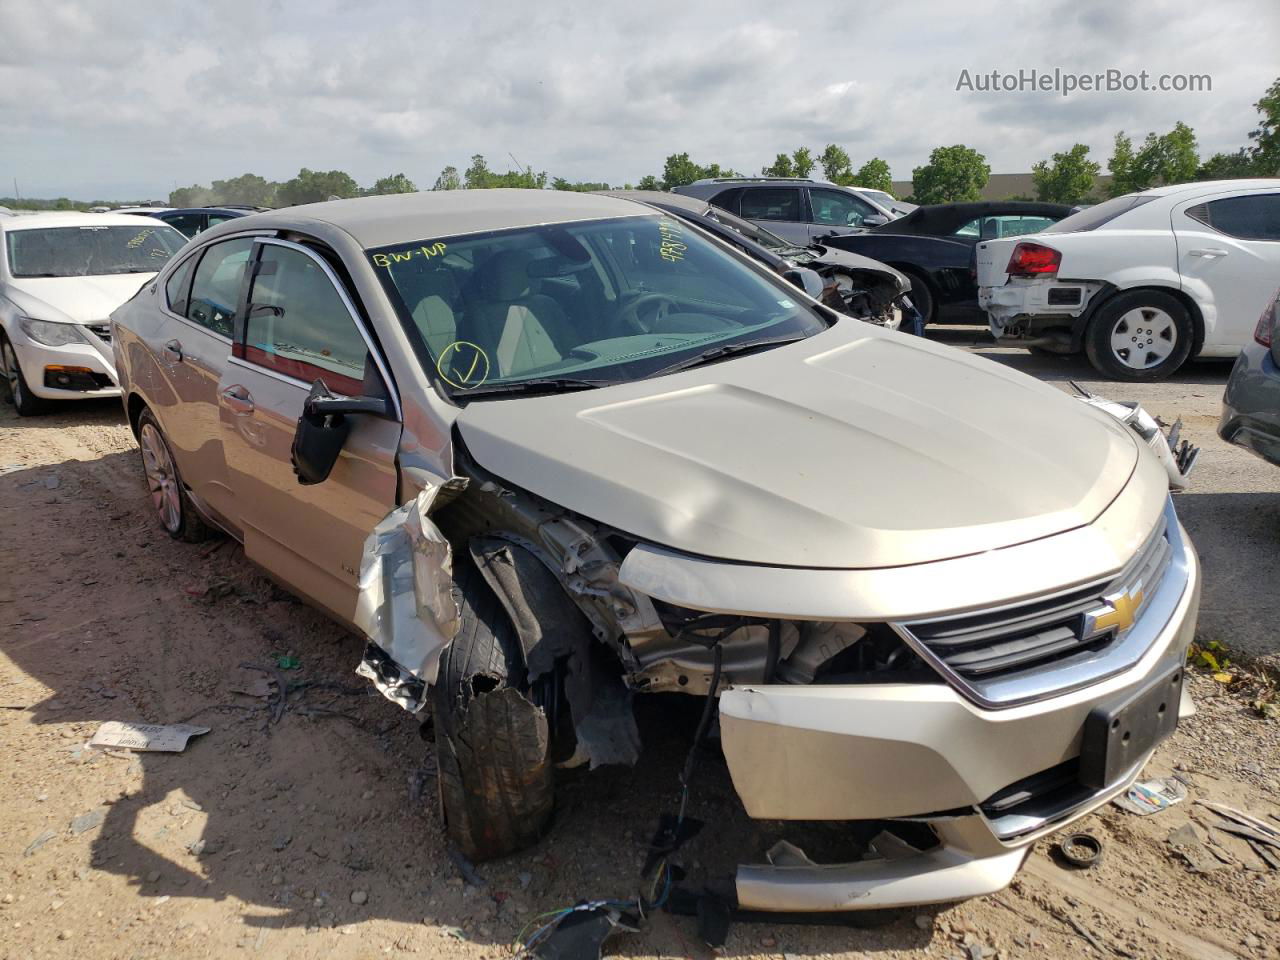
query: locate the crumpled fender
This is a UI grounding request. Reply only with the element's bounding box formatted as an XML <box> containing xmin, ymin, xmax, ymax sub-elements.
<box><xmin>354</xmin><ymin>480</ymin><xmax>461</xmax><ymax>712</ymax></box>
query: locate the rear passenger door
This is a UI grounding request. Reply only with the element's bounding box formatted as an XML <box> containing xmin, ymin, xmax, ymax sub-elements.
<box><xmin>738</xmin><ymin>187</ymin><xmax>809</xmax><ymax>244</ymax></box>
<box><xmin>1173</xmin><ymin>190</ymin><xmax>1280</xmax><ymax>351</ymax></box>
<box><xmin>218</xmin><ymin>238</ymin><xmax>401</xmax><ymax>624</ymax></box>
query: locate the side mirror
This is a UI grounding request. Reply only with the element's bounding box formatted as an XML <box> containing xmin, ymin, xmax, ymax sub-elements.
<box><xmin>782</xmin><ymin>267</ymin><xmax>825</xmax><ymax>301</ymax></box>
<box><xmin>861</xmin><ymin>214</ymin><xmax>889</xmax><ymax>227</ymax></box>
<box><xmin>290</xmin><ymin>380</ymin><xmax>390</xmax><ymax>485</ymax></box>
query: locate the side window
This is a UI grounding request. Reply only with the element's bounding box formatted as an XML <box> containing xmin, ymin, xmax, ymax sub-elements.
<box><xmin>739</xmin><ymin>188</ymin><xmax>802</xmax><ymax>222</ymax></box>
<box><xmin>162</xmin><ymin>213</ymin><xmax>205</xmax><ymax>238</ymax></box>
<box><xmin>187</xmin><ymin>237</ymin><xmax>255</xmax><ymax>337</ymax></box>
<box><xmin>809</xmin><ymin>188</ymin><xmax>876</xmax><ymax>228</ymax></box>
<box><xmin>244</xmin><ymin>244</ymin><xmax>369</xmax><ymax>394</ymax></box>
<box><xmin>1188</xmin><ymin>194</ymin><xmax>1280</xmax><ymax>241</ymax></box>
<box><xmin>164</xmin><ymin>255</ymin><xmax>196</xmax><ymax>315</ymax></box>
<box><xmin>709</xmin><ymin>188</ymin><xmax>742</xmax><ymax>215</ymax></box>
<box><xmin>206</xmin><ymin>214</ymin><xmax>234</xmax><ymax>228</ymax></box>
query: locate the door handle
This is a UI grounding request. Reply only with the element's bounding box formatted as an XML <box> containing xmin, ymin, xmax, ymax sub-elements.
<box><xmin>1188</xmin><ymin>248</ymin><xmax>1229</xmax><ymax>258</ymax></box>
<box><xmin>162</xmin><ymin>339</ymin><xmax>183</xmax><ymax>362</ymax></box>
<box><xmin>221</xmin><ymin>385</ymin><xmax>255</xmax><ymax>415</ymax></box>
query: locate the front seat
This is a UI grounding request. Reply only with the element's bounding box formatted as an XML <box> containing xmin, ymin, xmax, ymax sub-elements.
<box><xmin>469</xmin><ymin>250</ymin><xmax>571</xmax><ymax>377</ymax></box>
<box><xmin>399</xmin><ymin>264</ymin><xmax>460</xmax><ymax>357</ymax></box>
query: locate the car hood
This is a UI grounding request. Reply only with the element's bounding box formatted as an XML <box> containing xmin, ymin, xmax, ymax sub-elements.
<box><xmin>802</xmin><ymin>244</ymin><xmax>909</xmax><ymax>292</ymax></box>
<box><xmin>456</xmin><ymin>323</ymin><xmax>1140</xmax><ymax>569</ymax></box>
<box><xmin>3</xmin><ymin>274</ymin><xmax>155</xmax><ymax>324</ymax></box>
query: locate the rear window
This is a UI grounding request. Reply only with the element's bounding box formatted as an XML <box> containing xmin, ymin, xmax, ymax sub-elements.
<box><xmin>1041</xmin><ymin>195</ymin><xmax>1157</xmax><ymax>234</ymax></box>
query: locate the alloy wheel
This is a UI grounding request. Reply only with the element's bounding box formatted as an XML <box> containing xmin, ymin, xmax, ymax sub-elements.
<box><xmin>139</xmin><ymin>423</ymin><xmax>182</xmax><ymax>533</ymax></box>
<box><xmin>1109</xmin><ymin>307</ymin><xmax>1177</xmax><ymax>370</ymax></box>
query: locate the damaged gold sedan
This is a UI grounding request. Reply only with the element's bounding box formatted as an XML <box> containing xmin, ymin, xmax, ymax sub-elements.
<box><xmin>111</xmin><ymin>190</ymin><xmax>1200</xmax><ymax>913</ymax></box>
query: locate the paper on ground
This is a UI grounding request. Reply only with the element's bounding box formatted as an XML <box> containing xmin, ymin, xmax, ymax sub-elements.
<box><xmin>89</xmin><ymin>721</ymin><xmax>210</xmax><ymax>752</ymax></box>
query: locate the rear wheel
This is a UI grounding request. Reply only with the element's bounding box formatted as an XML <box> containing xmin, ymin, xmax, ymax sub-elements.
<box><xmin>432</xmin><ymin>559</ymin><xmax>553</xmax><ymax>861</ymax></box>
<box><xmin>1084</xmin><ymin>291</ymin><xmax>1193</xmax><ymax>381</ymax></box>
<box><xmin>1</xmin><ymin>333</ymin><xmax>46</xmax><ymax>417</ymax></box>
<box><xmin>136</xmin><ymin>408</ymin><xmax>209</xmax><ymax>542</ymax></box>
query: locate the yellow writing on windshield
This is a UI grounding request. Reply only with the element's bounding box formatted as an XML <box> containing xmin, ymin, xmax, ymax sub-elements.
<box><xmin>127</xmin><ymin>229</ymin><xmax>155</xmax><ymax>249</ymax></box>
<box><xmin>657</xmin><ymin>218</ymin><xmax>686</xmax><ymax>263</ymax></box>
<box><xmin>373</xmin><ymin>242</ymin><xmax>447</xmax><ymax>268</ymax></box>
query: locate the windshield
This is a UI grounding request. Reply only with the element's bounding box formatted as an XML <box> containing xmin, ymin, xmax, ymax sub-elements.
<box><xmin>5</xmin><ymin>224</ymin><xmax>186</xmax><ymax>278</ymax></box>
<box><xmin>371</xmin><ymin>214</ymin><xmax>828</xmax><ymax>398</ymax></box>
<box><xmin>1040</xmin><ymin>195</ymin><xmax>1157</xmax><ymax>234</ymax></box>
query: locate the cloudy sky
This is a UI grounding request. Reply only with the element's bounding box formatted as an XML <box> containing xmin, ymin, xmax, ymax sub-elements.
<box><xmin>1</xmin><ymin>0</ymin><xmax>1277</xmax><ymax>200</ymax></box>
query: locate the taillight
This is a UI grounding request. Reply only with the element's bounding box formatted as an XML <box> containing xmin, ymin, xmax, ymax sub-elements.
<box><xmin>1254</xmin><ymin>288</ymin><xmax>1279</xmax><ymax>347</ymax></box>
<box><xmin>1006</xmin><ymin>242</ymin><xmax>1062</xmax><ymax>277</ymax></box>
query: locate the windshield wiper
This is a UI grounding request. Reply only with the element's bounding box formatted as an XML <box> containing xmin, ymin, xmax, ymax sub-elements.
<box><xmin>457</xmin><ymin>376</ymin><xmax>615</xmax><ymax>400</ymax></box>
<box><xmin>104</xmin><ymin>267</ymin><xmax>155</xmax><ymax>274</ymax></box>
<box><xmin>647</xmin><ymin>334</ymin><xmax>808</xmax><ymax>378</ymax></box>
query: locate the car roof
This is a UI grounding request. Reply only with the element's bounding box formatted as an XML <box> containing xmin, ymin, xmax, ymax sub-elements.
<box><xmin>872</xmin><ymin>201</ymin><xmax>1074</xmax><ymax>235</ymax></box>
<box><xmin>602</xmin><ymin>190</ymin><xmax>710</xmax><ymax>214</ymax></box>
<box><xmin>0</xmin><ymin>212</ymin><xmax>174</xmax><ymax>231</ymax></box>
<box><xmin>230</xmin><ymin>189</ymin><xmax>654</xmax><ymax>248</ymax></box>
<box><xmin>1134</xmin><ymin>178</ymin><xmax>1280</xmax><ymax>198</ymax></box>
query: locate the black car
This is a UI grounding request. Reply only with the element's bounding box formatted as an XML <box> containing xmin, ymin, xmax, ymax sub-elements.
<box><xmin>143</xmin><ymin>207</ymin><xmax>250</xmax><ymax>239</ymax></box>
<box><xmin>607</xmin><ymin>191</ymin><xmax>922</xmax><ymax>334</ymax></box>
<box><xmin>817</xmin><ymin>202</ymin><xmax>1074</xmax><ymax>325</ymax></box>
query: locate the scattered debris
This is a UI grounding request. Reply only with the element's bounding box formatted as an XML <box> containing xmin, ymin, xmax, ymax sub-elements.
<box><xmin>69</xmin><ymin>809</ymin><xmax>105</xmax><ymax>835</ymax></box>
<box><xmin>275</xmin><ymin>654</ymin><xmax>300</xmax><ymax>670</ymax></box>
<box><xmin>447</xmin><ymin>845</ymin><xmax>486</xmax><ymax>887</ymax></box>
<box><xmin>516</xmin><ymin>902</ymin><xmax>640</xmax><ymax>960</ymax></box>
<box><xmin>229</xmin><ymin>676</ymin><xmax>277</xmax><ymax>699</ymax></box>
<box><xmin>22</xmin><ymin>829</ymin><xmax>56</xmax><ymax>857</ymax></box>
<box><xmin>89</xmin><ymin>721</ymin><xmax>210</xmax><ymax>753</ymax></box>
<box><xmin>1113</xmin><ymin>777</ymin><xmax>1187</xmax><ymax>816</ymax></box>
<box><xmin>1194</xmin><ymin>801</ymin><xmax>1280</xmax><ymax>870</ymax></box>
<box><xmin>1056</xmin><ymin>832</ymin><xmax>1103</xmax><ymax>869</ymax></box>
<box><xmin>1167</xmin><ymin>823</ymin><xmax>1225</xmax><ymax>873</ymax></box>
<box><xmin>350</xmin><ymin>889</ymin><xmax>368</xmax><ymax>905</ymax></box>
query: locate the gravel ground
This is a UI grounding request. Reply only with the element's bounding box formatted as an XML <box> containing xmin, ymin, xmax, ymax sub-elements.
<box><xmin>0</xmin><ymin>329</ymin><xmax>1277</xmax><ymax>960</ymax></box>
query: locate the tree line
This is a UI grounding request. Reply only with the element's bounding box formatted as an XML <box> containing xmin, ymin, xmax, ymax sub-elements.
<box><xmin>7</xmin><ymin>77</ymin><xmax>1276</xmax><ymax>213</ymax></box>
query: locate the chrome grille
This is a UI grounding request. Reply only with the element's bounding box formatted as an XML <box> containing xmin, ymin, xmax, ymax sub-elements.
<box><xmin>895</xmin><ymin>508</ymin><xmax>1180</xmax><ymax>707</ymax></box>
<box><xmin>85</xmin><ymin>322</ymin><xmax>112</xmax><ymax>343</ymax></box>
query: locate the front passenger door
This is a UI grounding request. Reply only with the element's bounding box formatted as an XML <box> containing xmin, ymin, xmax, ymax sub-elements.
<box><xmin>219</xmin><ymin>238</ymin><xmax>402</xmax><ymax>623</ymax></box>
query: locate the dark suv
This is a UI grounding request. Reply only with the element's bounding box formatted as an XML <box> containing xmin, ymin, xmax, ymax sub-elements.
<box><xmin>673</xmin><ymin>177</ymin><xmax>894</xmax><ymax>245</ymax></box>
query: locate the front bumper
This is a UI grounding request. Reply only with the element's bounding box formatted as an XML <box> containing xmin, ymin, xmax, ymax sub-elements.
<box><xmin>1219</xmin><ymin>344</ymin><xmax>1280</xmax><ymax>467</ymax></box>
<box><xmin>8</xmin><ymin>330</ymin><xmax>120</xmax><ymax>400</ymax></box>
<box><xmin>715</xmin><ymin>519</ymin><xmax>1200</xmax><ymax>911</ymax></box>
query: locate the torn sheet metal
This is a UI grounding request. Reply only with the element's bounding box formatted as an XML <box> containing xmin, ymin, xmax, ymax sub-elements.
<box><xmin>1073</xmin><ymin>385</ymin><xmax>1199</xmax><ymax>490</ymax></box>
<box><xmin>470</xmin><ymin>537</ymin><xmax>641</xmax><ymax>769</ymax></box>
<box><xmin>354</xmin><ymin>481</ymin><xmax>461</xmax><ymax>713</ymax></box>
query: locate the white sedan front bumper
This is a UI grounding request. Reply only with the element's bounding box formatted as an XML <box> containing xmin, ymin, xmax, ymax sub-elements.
<box><xmin>8</xmin><ymin>324</ymin><xmax>120</xmax><ymax>399</ymax></box>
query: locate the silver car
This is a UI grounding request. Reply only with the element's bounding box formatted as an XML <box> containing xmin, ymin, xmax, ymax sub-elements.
<box><xmin>111</xmin><ymin>190</ymin><xmax>1200</xmax><ymax>912</ymax></box>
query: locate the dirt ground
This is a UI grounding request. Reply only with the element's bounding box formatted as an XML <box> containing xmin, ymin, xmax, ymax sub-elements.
<box><xmin>1</xmin><ymin>331</ymin><xmax>1278</xmax><ymax>960</ymax></box>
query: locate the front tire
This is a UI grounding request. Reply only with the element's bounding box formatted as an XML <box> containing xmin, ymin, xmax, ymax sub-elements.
<box><xmin>1084</xmin><ymin>291</ymin><xmax>1193</xmax><ymax>381</ymax></box>
<box><xmin>432</xmin><ymin>559</ymin><xmax>553</xmax><ymax>861</ymax></box>
<box><xmin>1</xmin><ymin>333</ymin><xmax>46</xmax><ymax>417</ymax></box>
<box><xmin>136</xmin><ymin>408</ymin><xmax>209</xmax><ymax>542</ymax></box>
<box><xmin>900</xmin><ymin>270</ymin><xmax>934</xmax><ymax>326</ymax></box>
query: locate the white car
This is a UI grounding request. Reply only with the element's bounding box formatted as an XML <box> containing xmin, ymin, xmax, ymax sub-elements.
<box><xmin>977</xmin><ymin>179</ymin><xmax>1280</xmax><ymax>380</ymax></box>
<box><xmin>852</xmin><ymin>187</ymin><xmax>916</xmax><ymax>218</ymax></box>
<box><xmin>0</xmin><ymin>213</ymin><xmax>187</xmax><ymax>414</ymax></box>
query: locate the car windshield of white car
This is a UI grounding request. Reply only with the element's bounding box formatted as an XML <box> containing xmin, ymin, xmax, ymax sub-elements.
<box><xmin>5</xmin><ymin>225</ymin><xmax>187</xmax><ymax>278</ymax></box>
<box><xmin>1040</xmin><ymin>195</ymin><xmax>1158</xmax><ymax>234</ymax></box>
<box><xmin>370</xmin><ymin>215</ymin><xmax>828</xmax><ymax>398</ymax></box>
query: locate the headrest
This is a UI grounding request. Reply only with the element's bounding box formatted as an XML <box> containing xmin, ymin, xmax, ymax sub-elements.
<box><xmin>476</xmin><ymin>249</ymin><xmax>533</xmax><ymax>301</ymax></box>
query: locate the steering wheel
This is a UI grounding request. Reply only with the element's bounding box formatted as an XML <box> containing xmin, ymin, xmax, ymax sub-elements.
<box><xmin>617</xmin><ymin>292</ymin><xmax>678</xmax><ymax>334</ymax></box>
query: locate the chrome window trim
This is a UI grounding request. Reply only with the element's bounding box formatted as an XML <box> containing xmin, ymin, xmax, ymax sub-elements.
<box><xmin>892</xmin><ymin>498</ymin><xmax>1190</xmax><ymax>710</ymax></box>
<box><xmin>226</xmin><ymin>354</ymin><xmax>310</xmax><ymax>390</ymax></box>
<box><xmin>251</xmin><ymin>237</ymin><xmax>403</xmax><ymax>422</ymax></box>
<box><xmin>158</xmin><ymin>230</ymin><xmax>277</xmax><ymax>339</ymax></box>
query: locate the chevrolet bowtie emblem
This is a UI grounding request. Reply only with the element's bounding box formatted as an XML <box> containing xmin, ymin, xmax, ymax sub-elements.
<box><xmin>1086</xmin><ymin>588</ymin><xmax>1145</xmax><ymax>637</ymax></box>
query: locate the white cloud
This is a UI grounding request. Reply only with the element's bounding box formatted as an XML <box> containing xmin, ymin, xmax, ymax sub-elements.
<box><xmin>0</xmin><ymin>0</ymin><xmax>1275</xmax><ymax>199</ymax></box>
